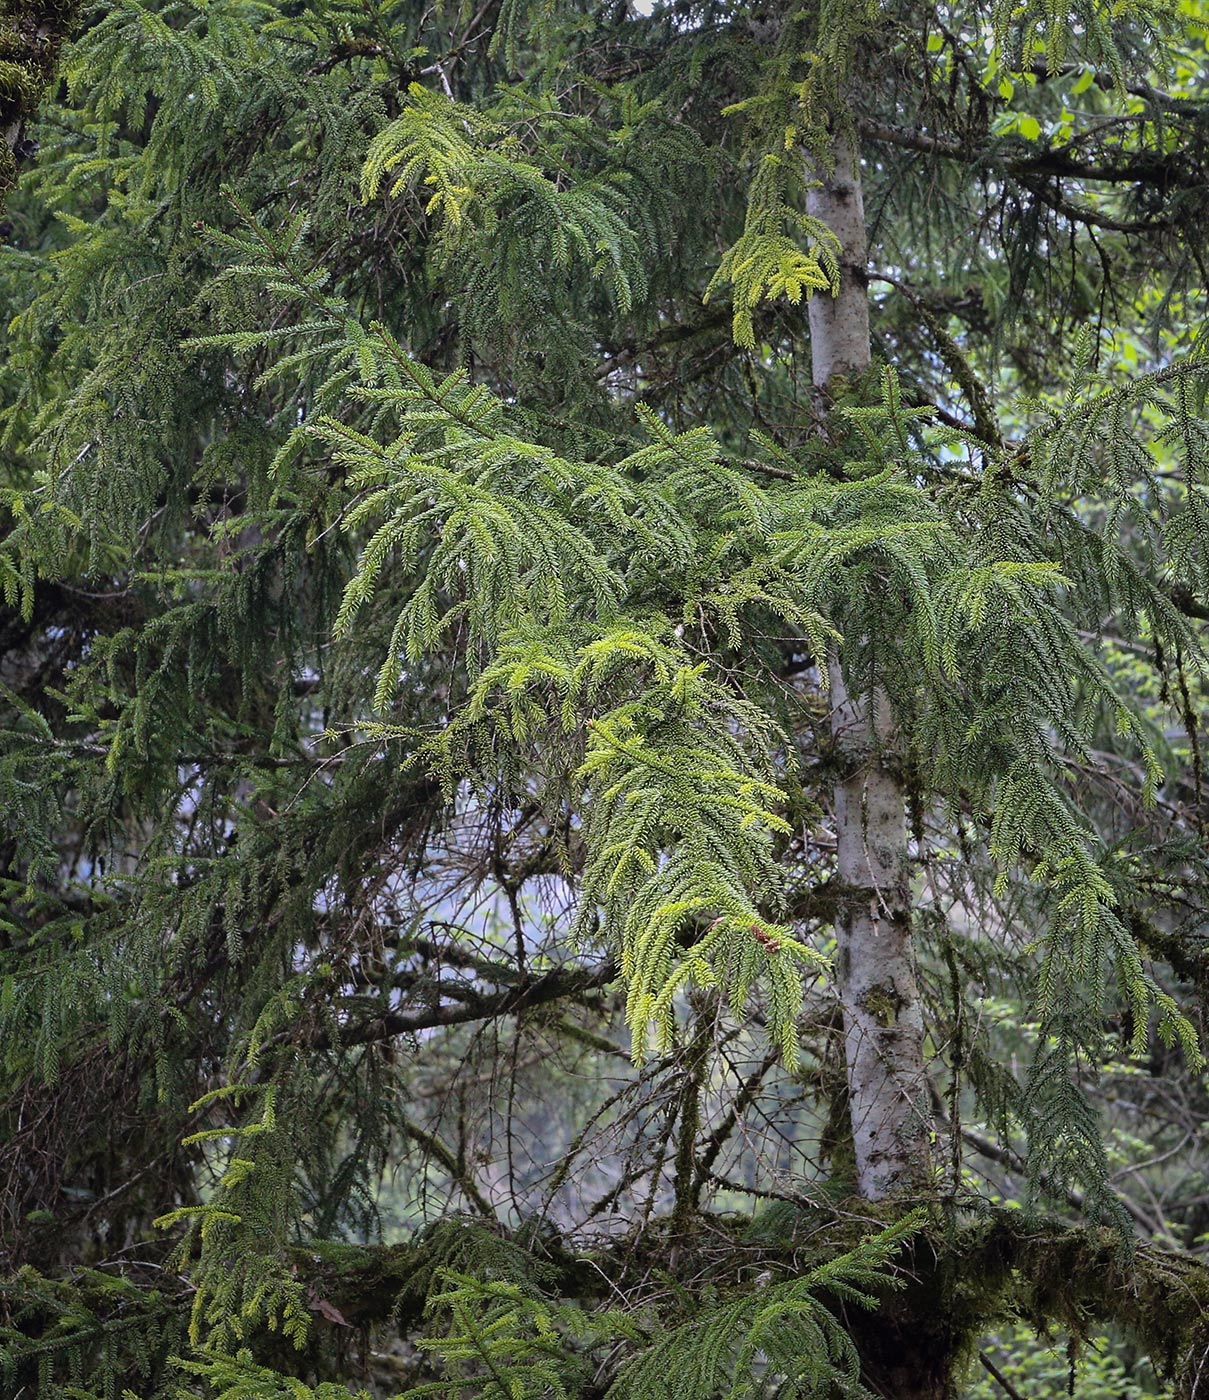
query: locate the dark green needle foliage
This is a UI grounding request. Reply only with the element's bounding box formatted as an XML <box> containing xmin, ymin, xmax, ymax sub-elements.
<box><xmin>3</xmin><ymin>2</ymin><xmax>1209</xmax><ymax>1399</ymax></box>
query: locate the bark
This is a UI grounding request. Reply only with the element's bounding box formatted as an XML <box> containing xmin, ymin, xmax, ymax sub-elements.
<box><xmin>825</xmin><ymin>666</ymin><xmax>932</xmax><ymax>1200</ymax></box>
<box><xmin>0</xmin><ymin>0</ymin><xmax>82</xmax><ymax>206</ymax></box>
<box><xmin>806</xmin><ymin>133</ymin><xmax>933</xmax><ymax>1201</ymax></box>
<box><xmin>805</xmin><ymin>133</ymin><xmax>870</xmax><ymax>388</ymax></box>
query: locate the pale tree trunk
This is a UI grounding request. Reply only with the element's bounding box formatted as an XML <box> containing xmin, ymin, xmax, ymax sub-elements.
<box><xmin>806</xmin><ymin>134</ymin><xmax>933</xmax><ymax>1202</ymax></box>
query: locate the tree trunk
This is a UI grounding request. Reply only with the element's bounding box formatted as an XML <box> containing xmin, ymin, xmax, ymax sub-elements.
<box><xmin>806</xmin><ymin>134</ymin><xmax>933</xmax><ymax>1202</ymax></box>
<box><xmin>1</xmin><ymin>0</ymin><xmax>81</xmax><ymax>207</ymax></box>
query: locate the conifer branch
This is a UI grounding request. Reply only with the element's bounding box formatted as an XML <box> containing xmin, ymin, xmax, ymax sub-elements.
<box><xmin>400</xmin><ymin>1118</ymin><xmax>495</xmax><ymax>1218</ymax></box>
<box><xmin>858</xmin><ymin>117</ymin><xmax>1209</xmax><ymax>193</ymax></box>
<box><xmin>330</xmin><ymin>962</ymin><xmax>619</xmax><ymax>1049</ymax></box>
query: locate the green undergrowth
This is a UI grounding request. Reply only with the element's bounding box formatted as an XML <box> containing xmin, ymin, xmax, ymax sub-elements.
<box><xmin>962</xmin><ymin>1322</ymin><xmax>1170</xmax><ymax>1400</ymax></box>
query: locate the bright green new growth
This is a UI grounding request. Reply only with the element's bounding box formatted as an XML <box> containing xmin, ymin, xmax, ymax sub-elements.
<box><xmin>705</xmin><ymin>152</ymin><xmax>841</xmax><ymax>349</ymax></box>
<box><xmin>184</xmin><ymin>194</ymin><xmax>1207</xmax><ymax>1094</ymax></box>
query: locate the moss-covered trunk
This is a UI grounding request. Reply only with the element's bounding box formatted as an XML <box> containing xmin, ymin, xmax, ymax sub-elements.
<box><xmin>806</xmin><ymin>117</ymin><xmax>942</xmax><ymax>1400</ymax></box>
<box><xmin>1</xmin><ymin>0</ymin><xmax>81</xmax><ymax>204</ymax></box>
<box><xmin>806</xmin><ymin>130</ymin><xmax>933</xmax><ymax>1205</ymax></box>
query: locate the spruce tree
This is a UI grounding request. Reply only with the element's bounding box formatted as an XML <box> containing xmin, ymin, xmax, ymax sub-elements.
<box><xmin>3</xmin><ymin>2</ymin><xmax>1209</xmax><ymax>1398</ymax></box>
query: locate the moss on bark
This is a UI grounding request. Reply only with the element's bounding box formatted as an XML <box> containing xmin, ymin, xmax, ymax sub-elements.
<box><xmin>0</xmin><ymin>0</ymin><xmax>81</xmax><ymax>202</ymax></box>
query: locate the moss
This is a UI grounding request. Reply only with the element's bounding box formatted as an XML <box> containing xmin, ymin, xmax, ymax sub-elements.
<box><xmin>859</xmin><ymin>983</ymin><xmax>905</xmax><ymax>1027</ymax></box>
<box><xmin>0</xmin><ymin>57</ymin><xmax>41</xmax><ymax>104</ymax></box>
<box><xmin>0</xmin><ymin>133</ymin><xmax>15</xmax><ymax>194</ymax></box>
<box><xmin>726</xmin><ymin>1207</ymin><xmax>1208</xmax><ymax>1398</ymax></box>
<box><xmin>0</xmin><ymin>0</ymin><xmax>82</xmax><ymax>202</ymax></box>
<box><xmin>847</xmin><ymin>1214</ymin><xmax>1209</xmax><ymax>1399</ymax></box>
<box><xmin>288</xmin><ymin>1239</ymin><xmax>426</xmax><ymax>1328</ymax></box>
<box><xmin>15</xmin><ymin>1210</ymin><xmax>1203</xmax><ymax>1399</ymax></box>
<box><xmin>275</xmin><ymin>1212</ymin><xmax>1209</xmax><ymax>1399</ymax></box>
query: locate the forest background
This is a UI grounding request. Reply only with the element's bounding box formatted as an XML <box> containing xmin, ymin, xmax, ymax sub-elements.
<box><xmin>3</xmin><ymin>1</ymin><xmax>1209</xmax><ymax>1397</ymax></box>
